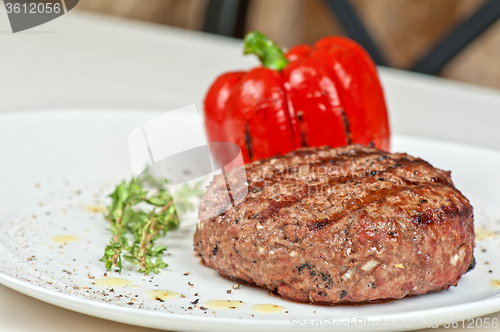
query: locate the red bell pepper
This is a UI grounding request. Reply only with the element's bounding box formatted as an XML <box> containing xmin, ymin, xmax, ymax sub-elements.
<box><xmin>204</xmin><ymin>31</ymin><xmax>390</xmax><ymax>164</ymax></box>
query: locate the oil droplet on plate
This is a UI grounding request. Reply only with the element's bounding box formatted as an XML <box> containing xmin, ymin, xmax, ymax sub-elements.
<box><xmin>203</xmin><ymin>300</ymin><xmax>245</xmax><ymax>310</ymax></box>
<box><xmin>490</xmin><ymin>279</ymin><xmax>500</xmax><ymax>289</ymax></box>
<box><xmin>84</xmin><ymin>205</ymin><xmax>106</xmax><ymax>213</ymax></box>
<box><xmin>475</xmin><ymin>227</ymin><xmax>497</xmax><ymax>241</ymax></box>
<box><xmin>147</xmin><ymin>290</ymin><xmax>181</xmax><ymax>301</ymax></box>
<box><xmin>252</xmin><ymin>304</ymin><xmax>286</xmax><ymax>314</ymax></box>
<box><xmin>130</xmin><ymin>285</ymin><xmax>142</xmax><ymax>289</ymax></box>
<box><xmin>50</xmin><ymin>235</ymin><xmax>80</xmax><ymax>243</ymax></box>
<box><xmin>94</xmin><ymin>278</ymin><xmax>132</xmax><ymax>287</ymax></box>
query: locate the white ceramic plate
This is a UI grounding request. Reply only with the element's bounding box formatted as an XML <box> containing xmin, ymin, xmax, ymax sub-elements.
<box><xmin>1</xmin><ymin>110</ymin><xmax>500</xmax><ymax>332</ymax></box>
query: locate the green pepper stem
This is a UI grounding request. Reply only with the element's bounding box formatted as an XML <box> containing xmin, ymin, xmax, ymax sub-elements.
<box><xmin>243</xmin><ymin>31</ymin><xmax>288</xmax><ymax>71</ymax></box>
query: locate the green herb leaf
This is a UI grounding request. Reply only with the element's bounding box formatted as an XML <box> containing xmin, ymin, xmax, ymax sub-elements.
<box><xmin>101</xmin><ymin>177</ymin><xmax>202</xmax><ymax>274</ymax></box>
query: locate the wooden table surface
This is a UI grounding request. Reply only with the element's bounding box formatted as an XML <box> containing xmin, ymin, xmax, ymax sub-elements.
<box><xmin>1</xmin><ymin>7</ymin><xmax>500</xmax><ymax>332</ymax></box>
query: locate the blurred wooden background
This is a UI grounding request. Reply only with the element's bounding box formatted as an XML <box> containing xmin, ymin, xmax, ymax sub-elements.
<box><xmin>76</xmin><ymin>0</ymin><xmax>500</xmax><ymax>90</ymax></box>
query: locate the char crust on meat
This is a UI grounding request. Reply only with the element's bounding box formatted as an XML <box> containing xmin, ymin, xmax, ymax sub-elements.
<box><xmin>193</xmin><ymin>145</ymin><xmax>475</xmax><ymax>304</ymax></box>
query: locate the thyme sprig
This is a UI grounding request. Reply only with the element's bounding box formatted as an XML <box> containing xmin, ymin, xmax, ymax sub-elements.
<box><xmin>100</xmin><ymin>178</ymin><xmax>202</xmax><ymax>275</ymax></box>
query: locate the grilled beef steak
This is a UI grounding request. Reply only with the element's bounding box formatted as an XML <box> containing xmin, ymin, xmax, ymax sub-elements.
<box><xmin>194</xmin><ymin>145</ymin><xmax>474</xmax><ymax>304</ymax></box>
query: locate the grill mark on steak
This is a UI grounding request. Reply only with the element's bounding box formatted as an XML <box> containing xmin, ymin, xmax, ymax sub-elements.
<box><xmin>249</xmin><ymin>152</ymin><xmax>449</xmax><ymax>189</ymax></box>
<box><xmin>308</xmin><ymin>183</ymin><xmax>463</xmax><ymax>231</ymax></box>
<box><xmin>258</xmin><ymin>189</ymin><xmax>310</xmax><ymax>223</ymax></box>
<box><xmin>307</xmin><ymin>186</ymin><xmax>403</xmax><ymax>231</ymax></box>
<box><xmin>254</xmin><ymin>156</ymin><xmax>453</xmax><ymax>228</ymax></box>
<box><xmin>288</xmin><ymin>149</ymin><xmax>384</xmax><ymax>164</ymax></box>
<box><xmin>417</xmin><ymin>202</ymin><xmax>472</xmax><ymax>225</ymax></box>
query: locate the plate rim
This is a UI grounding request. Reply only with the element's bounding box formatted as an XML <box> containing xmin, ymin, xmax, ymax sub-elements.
<box><xmin>2</xmin><ymin>267</ymin><xmax>500</xmax><ymax>332</ymax></box>
<box><xmin>1</xmin><ymin>109</ymin><xmax>500</xmax><ymax>331</ymax></box>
